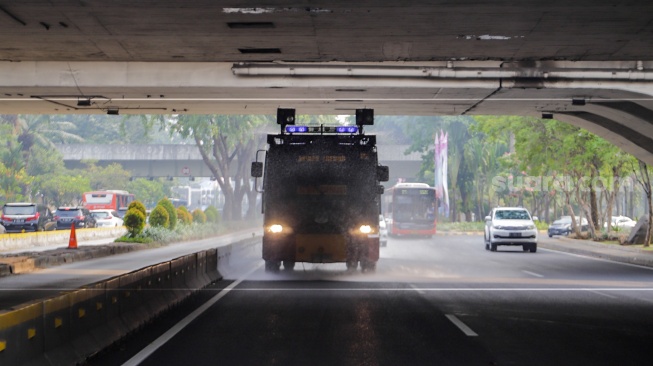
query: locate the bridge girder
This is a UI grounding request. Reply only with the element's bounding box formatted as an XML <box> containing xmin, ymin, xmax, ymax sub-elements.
<box><xmin>3</xmin><ymin>60</ymin><xmax>653</xmax><ymax>164</ymax></box>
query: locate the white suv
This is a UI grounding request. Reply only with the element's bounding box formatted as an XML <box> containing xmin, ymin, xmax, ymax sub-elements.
<box><xmin>484</xmin><ymin>207</ymin><xmax>538</xmax><ymax>252</ymax></box>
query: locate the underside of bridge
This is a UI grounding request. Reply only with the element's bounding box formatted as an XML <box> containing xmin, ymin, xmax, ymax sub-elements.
<box><xmin>1</xmin><ymin>1</ymin><xmax>652</xmax><ymax>164</ymax></box>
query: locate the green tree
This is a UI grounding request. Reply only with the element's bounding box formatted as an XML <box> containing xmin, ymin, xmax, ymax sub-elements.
<box><xmin>0</xmin><ymin>123</ymin><xmax>31</xmax><ymax>201</ymax></box>
<box><xmin>192</xmin><ymin>208</ymin><xmax>207</xmax><ymax>224</ymax></box>
<box><xmin>177</xmin><ymin>206</ymin><xmax>193</xmax><ymax>225</ymax></box>
<box><xmin>632</xmin><ymin>159</ymin><xmax>652</xmax><ymax>247</ymax></box>
<box><xmin>165</xmin><ymin>114</ymin><xmax>271</xmax><ymax>221</ymax></box>
<box><xmin>149</xmin><ymin>205</ymin><xmax>170</xmax><ymax>228</ymax></box>
<box><xmin>157</xmin><ymin>197</ymin><xmax>177</xmax><ymax>229</ymax></box>
<box><xmin>127</xmin><ymin>178</ymin><xmax>169</xmax><ymax>208</ymax></box>
<box><xmin>400</xmin><ymin>115</ymin><xmax>477</xmax><ymax>221</ymax></box>
<box><xmin>128</xmin><ymin>200</ymin><xmax>147</xmax><ymax>218</ymax></box>
<box><xmin>38</xmin><ymin>174</ymin><xmax>91</xmax><ymax>207</ymax></box>
<box><xmin>84</xmin><ymin>162</ymin><xmax>131</xmax><ymax>190</ymax></box>
<box><xmin>474</xmin><ymin>116</ymin><xmax>642</xmax><ymax>239</ymax></box>
<box><xmin>4</xmin><ymin>115</ymin><xmax>83</xmax><ymax>185</ymax></box>
<box><xmin>123</xmin><ymin>208</ymin><xmax>146</xmax><ymax>236</ymax></box>
<box><xmin>50</xmin><ymin>114</ymin><xmax>182</xmax><ymax>145</ymax></box>
<box><xmin>204</xmin><ymin>205</ymin><xmax>220</xmax><ymax>224</ymax></box>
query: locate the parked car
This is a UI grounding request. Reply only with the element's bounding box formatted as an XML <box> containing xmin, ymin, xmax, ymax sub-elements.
<box><xmin>379</xmin><ymin>214</ymin><xmax>388</xmax><ymax>247</ymax></box>
<box><xmin>90</xmin><ymin>209</ymin><xmax>124</xmax><ymax>228</ymax></box>
<box><xmin>548</xmin><ymin>216</ymin><xmax>589</xmax><ymax>237</ymax></box>
<box><xmin>484</xmin><ymin>207</ymin><xmax>538</xmax><ymax>252</ymax></box>
<box><xmin>1</xmin><ymin>202</ymin><xmax>54</xmax><ymax>232</ymax></box>
<box><xmin>604</xmin><ymin>215</ymin><xmax>636</xmax><ymax>230</ymax></box>
<box><xmin>54</xmin><ymin>207</ymin><xmax>97</xmax><ymax>230</ymax></box>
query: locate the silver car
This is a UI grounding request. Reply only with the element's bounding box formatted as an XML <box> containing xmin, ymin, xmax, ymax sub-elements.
<box><xmin>484</xmin><ymin>207</ymin><xmax>538</xmax><ymax>252</ymax></box>
<box><xmin>90</xmin><ymin>209</ymin><xmax>124</xmax><ymax>228</ymax></box>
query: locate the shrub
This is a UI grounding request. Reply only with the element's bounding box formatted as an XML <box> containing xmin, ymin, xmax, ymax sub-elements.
<box><xmin>177</xmin><ymin>207</ymin><xmax>192</xmax><ymax>225</ymax></box>
<box><xmin>149</xmin><ymin>205</ymin><xmax>170</xmax><ymax>228</ymax></box>
<box><xmin>204</xmin><ymin>205</ymin><xmax>220</xmax><ymax>224</ymax></box>
<box><xmin>128</xmin><ymin>200</ymin><xmax>147</xmax><ymax>218</ymax></box>
<box><xmin>123</xmin><ymin>208</ymin><xmax>146</xmax><ymax>237</ymax></box>
<box><xmin>192</xmin><ymin>208</ymin><xmax>207</xmax><ymax>224</ymax></box>
<box><xmin>157</xmin><ymin>197</ymin><xmax>177</xmax><ymax>230</ymax></box>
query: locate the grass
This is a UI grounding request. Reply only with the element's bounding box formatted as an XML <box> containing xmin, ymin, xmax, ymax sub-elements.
<box><xmin>599</xmin><ymin>240</ymin><xmax>653</xmax><ymax>251</ymax></box>
<box><xmin>437</xmin><ymin>221</ymin><xmax>549</xmax><ymax>232</ymax></box>
<box><xmin>437</xmin><ymin>222</ymin><xmax>485</xmax><ymax>232</ymax></box>
<box><xmin>115</xmin><ymin>220</ymin><xmax>259</xmax><ymax>245</ymax></box>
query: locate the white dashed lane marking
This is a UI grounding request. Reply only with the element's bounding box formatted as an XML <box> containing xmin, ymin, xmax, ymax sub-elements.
<box><xmin>446</xmin><ymin>314</ymin><xmax>478</xmax><ymax>337</ymax></box>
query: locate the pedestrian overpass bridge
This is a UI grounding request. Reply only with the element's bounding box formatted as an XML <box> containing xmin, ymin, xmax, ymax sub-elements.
<box><xmin>55</xmin><ymin>144</ymin><xmax>421</xmax><ymax>184</ymax></box>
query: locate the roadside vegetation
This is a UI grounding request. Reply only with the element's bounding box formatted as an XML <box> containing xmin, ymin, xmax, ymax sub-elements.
<box><xmin>1</xmin><ymin>113</ymin><xmax>650</xmax><ymax>245</ymax></box>
<box><xmin>371</xmin><ymin>115</ymin><xmax>652</xmax><ymax>245</ymax></box>
<box><xmin>117</xmin><ymin>198</ymin><xmax>223</xmax><ymax>244</ymax></box>
<box><xmin>437</xmin><ymin>221</ymin><xmax>549</xmax><ymax>233</ymax></box>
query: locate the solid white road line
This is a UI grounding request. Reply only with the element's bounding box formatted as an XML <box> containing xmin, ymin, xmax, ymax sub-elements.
<box><xmin>522</xmin><ymin>270</ymin><xmax>544</xmax><ymax>278</ymax></box>
<box><xmin>539</xmin><ymin>247</ymin><xmax>653</xmax><ymax>271</ymax></box>
<box><xmin>585</xmin><ymin>289</ymin><xmax>618</xmax><ymax>299</ymax></box>
<box><xmin>410</xmin><ymin>284</ymin><xmax>426</xmax><ymax>294</ymax></box>
<box><xmin>122</xmin><ymin>263</ymin><xmax>262</xmax><ymax>366</ymax></box>
<box><xmin>223</xmin><ymin>287</ymin><xmax>653</xmax><ymax>292</ymax></box>
<box><xmin>445</xmin><ymin>314</ymin><xmax>478</xmax><ymax>337</ymax></box>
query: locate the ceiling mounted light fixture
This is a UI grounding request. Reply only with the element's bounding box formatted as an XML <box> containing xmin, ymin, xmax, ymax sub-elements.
<box><xmin>107</xmin><ymin>107</ymin><xmax>119</xmax><ymax>115</ymax></box>
<box><xmin>77</xmin><ymin>98</ymin><xmax>91</xmax><ymax>107</ymax></box>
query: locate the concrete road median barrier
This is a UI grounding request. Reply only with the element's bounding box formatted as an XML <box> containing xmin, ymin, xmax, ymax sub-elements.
<box><xmin>0</xmin><ymin>227</ymin><xmax>127</xmax><ymax>252</ymax></box>
<box><xmin>0</xmin><ymin>302</ymin><xmax>45</xmax><ymax>366</ymax></box>
<box><xmin>69</xmin><ymin>283</ymin><xmax>110</xmax><ymax>360</ymax></box>
<box><xmin>206</xmin><ymin>248</ymin><xmax>220</xmax><ymax>282</ymax></box>
<box><xmin>0</xmin><ymin>236</ymin><xmax>259</xmax><ymax>366</ymax></box>
<box><xmin>147</xmin><ymin>262</ymin><xmax>174</xmax><ymax>315</ymax></box>
<box><xmin>117</xmin><ymin>268</ymin><xmax>152</xmax><ymax>332</ymax></box>
<box><xmin>42</xmin><ymin>293</ymin><xmax>79</xmax><ymax>366</ymax></box>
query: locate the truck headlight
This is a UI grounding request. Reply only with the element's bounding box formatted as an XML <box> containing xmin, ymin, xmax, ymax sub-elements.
<box><xmin>269</xmin><ymin>224</ymin><xmax>283</xmax><ymax>233</ymax></box>
<box><xmin>359</xmin><ymin>225</ymin><xmax>372</xmax><ymax>234</ymax></box>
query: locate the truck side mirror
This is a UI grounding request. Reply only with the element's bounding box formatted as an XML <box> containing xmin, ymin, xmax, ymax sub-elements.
<box><xmin>377</xmin><ymin>165</ymin><xmax>389</xmax><ymax>182</ymax></box>
<box><xmin>251</xmin><ymin>162</ymin><xmax>263</xmax><ymax>178</ymax></box>
<box><xmin>377</xmin><ymin>185</ymin><xmax>385</xmax><ymax>195</ymax></box>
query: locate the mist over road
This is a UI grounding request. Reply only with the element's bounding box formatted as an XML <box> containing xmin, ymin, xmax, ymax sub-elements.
<box><xmin>90</xmin><ymin>235</ymin><xmax>653</xmax><ymax>366</ymax></box>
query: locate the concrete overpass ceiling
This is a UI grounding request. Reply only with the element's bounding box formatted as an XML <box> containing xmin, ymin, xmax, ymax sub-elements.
<box><xmin>1</xmin><ymin>2</ymin><xmax>653</xmax><ymax>62</ymax></box>
<box><xmin>1</xmin><ymin>1</ymin><xmax>653</xmax><ymax>163</ymax></box>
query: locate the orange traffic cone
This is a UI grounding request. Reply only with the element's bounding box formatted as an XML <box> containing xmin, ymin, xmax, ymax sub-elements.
<box><xmin>68</xmin><ymin>225</ymin><xmax>78</xmax><ymax>249</ymax></box>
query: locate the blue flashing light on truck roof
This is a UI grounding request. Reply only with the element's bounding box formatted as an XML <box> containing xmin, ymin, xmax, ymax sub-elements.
<box><xmin>284</xmin><ymin>125</ymin><xmax>359</xmax><ymax>134</ymax></box>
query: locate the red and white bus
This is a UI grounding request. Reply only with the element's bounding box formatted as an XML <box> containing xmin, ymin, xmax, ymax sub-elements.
<box><xmin>82</xmin><ymin>190</ymin><xmax>135</xmax><ymax>212</ymax></box>
<box><xmin>383</xmin><ymin>183</ymin><xmax>437</xmax><ymax>237</ymax></box>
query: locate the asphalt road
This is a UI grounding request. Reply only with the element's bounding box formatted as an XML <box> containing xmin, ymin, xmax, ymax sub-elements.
<box><xmin>86</xmin><ymin>234</ymin><xmax>653</xmax><ymax>366</ymax></box>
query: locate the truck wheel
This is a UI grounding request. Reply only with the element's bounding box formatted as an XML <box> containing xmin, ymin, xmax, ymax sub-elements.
<box><xmin>530</xmin><ymin>244</ymin><xmax>537</xmax><ymax>253</ymax></box>
<box><xmin>346</xmin><ymin>261</ymin><xmax>358</xmax><ymax>271</ymax></box>
<box><xmin>282</xmin><ymin>260</ymin><xmax>295</xmax><ymax>271</ymax></box>
<box><xmin>361</xmin><ymin>261</ymin><xmax>376</xmax><ymax>273</ymax></box>
<box><xmin>490</xmin><ymin>243</ymin><xmax>497</xmax><ymax>252</ymax></box>
<box><xmin>265</xmin><ymin>260</ymin><xmax>281</xmax><ymax>272</ymax></box>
